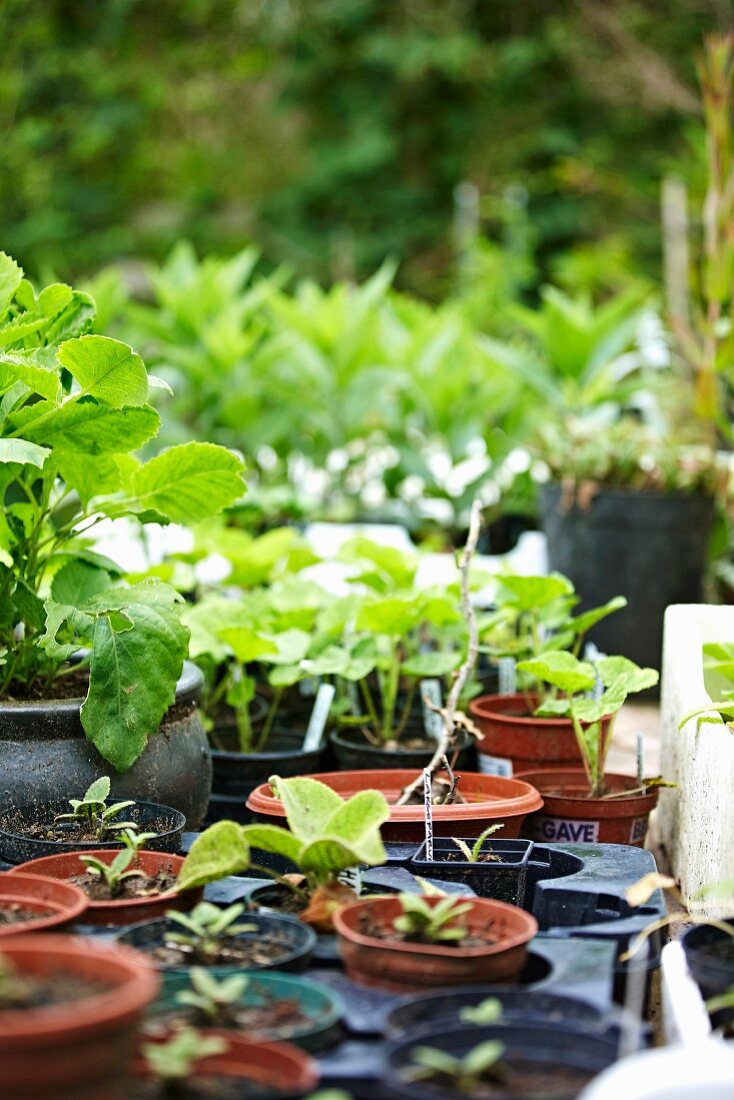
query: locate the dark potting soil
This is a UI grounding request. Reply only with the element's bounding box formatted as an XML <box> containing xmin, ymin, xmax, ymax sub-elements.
<box><xmin>132</xmin><ymin>1078</ymin><xmax>279</xmax><ymax>1099</ymax></box>
<box><xmin>0</xmin><ymin>902</ymin><xmax>54</xmax><ymax>925</ymax></box>
<box><xmin>0</xmin><ymin>666</ymin><xmax>91</xmax><ymax>702</ymax></box>
<box><xmin>3</xmin><ymin>812</ymin><xmax>172</xmax><ymax>845</ymax></box>
<box><xmin>143</xmin><ymin>993</ymin><xmax>308</xmax><ymax>1038</ymax></box>
<box><xmin>431</xmin><ymin>848</ymin><xmax>502</xmax><ymax>865</ymax></box>
<box><xmin>148</xmin><ymin>934</ymin><xmax>292</xmax><ymax>969</ymax></box>
<box><xmin>69</xmin><ymin>866</ymin><xmax>177</xmax><ymax>902</ymax></box>
<box><xmin>360</xmin><ymin>912</ymin><xmax>494</xmax><ymax>950</ymax></box>
<box><xmin>251</xmin><ymin>885</ymin><xmax>307</xmax><ymax>917</ymax></box>
<box><xmin>0</xmin><ymin>969</ymin><xmax>110</xmax><ymax>1012</ymax></box>
<box><xmin>405</xmin><ymin>1061</ymin><xmax>592</xmax><ymax>1099</ymax></box>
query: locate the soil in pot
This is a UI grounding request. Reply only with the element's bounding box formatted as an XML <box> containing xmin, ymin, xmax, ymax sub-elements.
<box><xmin>0</xmin><ymin>873</ymin><xmax>88</xmax><ymax>934</ymax></box>
<box><xmin>0</xmin><ymin>902</ymin><xmax>54</xmax><ymax>925</ymax></box>
<box><xmin>515</xmin><ymin>769</ymin><xmax>659</xmax><ymax>846</ymax></box>
<box><xmin>469</xmin><ymin>693</ymin><xmax>612</xmax><ymax>775</ymax></box>
<box><xmin>0</xmin><ymin>798</ymin><xmax>185</xmax><ymax>863</ymax></box>
<box><xmin>333</xmin><ymin>895</ymin><xmax>537</xmax><ymax>992</ymax></box>
<box><xmin>69</xmin><ymin>865</ymin><xmax>177</xmax><ymax>902</ymax></box>
<box><xmin>410</xmin><ymin>839</ymin><xmax>533</xmax><ymax>906</ymax></box>
<box><xmin>399</xmin><ymin>1059</ymin><xmax>593</xmax><ymax>1099</ymax></box>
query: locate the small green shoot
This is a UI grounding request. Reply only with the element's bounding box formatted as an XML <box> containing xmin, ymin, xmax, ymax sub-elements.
<box><xmin>53</xmin><ymin>777</ymin><xmax>137</xmax><ymax>838</ymax></box>
<box><xmin>142</xmin><ymin>1027</ymin><xmax>229</xmax><ymax>1081</ymax></box>
<box><xmin>118</xmin><ymin>827</ymin><xmax>158</xmax><ymax>855</ymax></box>
<box><xmin>79</xmin><ymin>849</ymin><xmax>145</xmax><ymax>897</ymax></box>
<box><xmin>460</xmin><ymin>997</ymin><xmax>503</xmax><ymax>1025</ymax></box>
<box><xmin>393</xmin><ymin>894</ymin><xmax>472</xmax><ymax>944</ymax></box>
<box><xmin>405</xmin><ymin>1040</ymin><xmax>506</xmax><ymax>1087</ymax></box>
<box><xmin>164</xmin><ymin>902</ymin><xmax>256</xmax><ymax>963</ymax></box>
<box><xmin>175</xmin><ymin>967</ymin><xmax>249</xmax><ymax>1025</ymax></box>
<box><xmin>452</xmin><ymin>824</ymin><xmax>505</xmax><ymax>863</ymax></box>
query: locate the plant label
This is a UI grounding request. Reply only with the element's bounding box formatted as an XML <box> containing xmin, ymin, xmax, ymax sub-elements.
<box><xmin>530</xmin><ymin>814</ymin><xmax>600</xmax><ymax>844</ymax></box>
<box><xmin>302</xmin><ymin>683</ymin><xmax>336</xmax><ymax>752</ymax></box>
<box><xmin>478</xmin><ymin>752</ymin><xmax>513</xmax><ymax>778</ymax></box>
<box><xmin>636</xmin><ymin>730</ymin><xmax>645</xmax><ymax>787</ymax></box>
<box><xmin>420</xmin><ymin>678</ymin><xmax>443</xmax><ymax>740</ymax></box>
<box><xmin>498</xmin><ymin>657</ymin><xmax>516</xmax><ymax>696</ymax></box>
<box><xmin>629</xmin><ymin>816</ymin><xmax>649</xmax><ymax>845</ymax></box>
<box><xmin>423</xmin><ymin>767</ymin><xmax>434</xmax><ymax>862</ymax></box>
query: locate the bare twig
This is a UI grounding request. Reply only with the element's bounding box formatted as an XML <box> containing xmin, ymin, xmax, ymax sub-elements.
<box><xmin>396</xmin><ymin>497</ymin><xmax>484</xmax><ymax>806</ymax></box>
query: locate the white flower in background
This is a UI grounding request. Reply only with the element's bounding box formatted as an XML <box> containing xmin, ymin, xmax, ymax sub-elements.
<box><xmin>194</xmin><ymin>553</ymin><xmax>232</xmax><ymax>585</ymax></box>
<box><xmin>326</xmin><ymin>447</ymin><xmax>350</xmax><ymax>473</ymax></box>
<box><xmin>399</xmin><ymin>475</ymin><xmax>425</xmax><ymax>503</ymax></box>
<box><xmin>361</xmin><ymin>479</ymin><xmax>387</xmax><ymax>509</ymax></box>
<box><xmin>255</xmin><ymin>444</ymin><xmax>278</xmax><ymax>471</ymax></box>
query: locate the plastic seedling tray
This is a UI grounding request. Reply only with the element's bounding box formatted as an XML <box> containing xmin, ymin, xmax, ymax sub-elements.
<box><xmin>409</xmin><ymin>837</ymin><xmax>533</xmax><ymax>905</ymax></box>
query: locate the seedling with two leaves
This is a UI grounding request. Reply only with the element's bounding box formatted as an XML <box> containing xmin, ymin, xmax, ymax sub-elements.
<box><xmin>394</xmin><ymin>894</ymin><xmax>472</xmax><ymax>944</ymax></box>
<box><xmin>174</xmin><ymin>967</ymin><xmax>249</xmax><ymax>1027</ymax></box>
<box><xmin>405</xmin><ymin>1040</ymin><xmax>506</xmax><ymax>1089</ymax></box>
<box><xmin>142</xmin><ymin>1027</ymin><xmax>229</xmax><ymax>1092</ymax></box>
<box><xmin>79</xmin><ymin>849</ymin><xmax>146</xmax><ymax>898</ymax></box>
<box><xmin>164</xmin><ymin>902</ymin><xmax>256</xmax><ymax>964</ymax></box>
<box><xmin>451</xmin><ymin>824</ymin><xmax>505</xmax><ymax>864</ymax></box>
<box><xmin>53</xmin><ymin>777</ymin><xmax>137</xmax><ymax>839</ymax></box>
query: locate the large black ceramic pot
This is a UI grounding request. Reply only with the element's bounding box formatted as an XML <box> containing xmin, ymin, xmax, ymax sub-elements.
<box><xmin>0</xmin><ymin>661</ymin><xmax>211</xmax><ymax>829</ymax></box>
<box><xmin>541</xmin><ymin>483</ymin><xmax>714</xmax><ymax>673</ymax></box>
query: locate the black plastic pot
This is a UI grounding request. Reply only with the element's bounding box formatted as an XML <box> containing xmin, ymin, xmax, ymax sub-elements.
<box><xmin>383</xmin><ymin>1021</ymin><xmax>618</xmax><ymax>1099</ymax></box>
<box><xmin>410</xmin><ymin>838</ymin><xmax>533</xmax><ymax>906</ymax></box>
<box><xmin>0</xmin><ymin>798</ymin><xmax>185</xmax><ymax>864</ymax></box>
<box><xmin>328</xmin><ymin>726</ymin><xmax>476</xmax><ymax>772</ymax></box>
<box><xmin>540</xmin><ymin>483</ymin><xmax>714</xmax><ymax>672</ymax></box>
<box><xmin>682</xmin><ymin>921</ymin><xmax>734</xmax><ymax>1000</ymax></box>
<box><xmin>0</xmin><ymin>661</ymin><xmax>211</xmax><ymax>828</ymax></box>
<box><xmin>207</xmin><ymin>726</ymin><xmax>326</xmax><ymax>825</ymax></box>
<box><xmin>384</xmin><ymin>985</ymin><xmax>614</xmax><ymax>1040</ymax></box>
<box><xmin>117</xmin><ymin>910</ymin><xmax>316</xmax><ymax>974</ymax></box>
<box><xmin>247</xmin><ymin>882</ymin><xmax>341</xmax><ymax>963</ymax></box>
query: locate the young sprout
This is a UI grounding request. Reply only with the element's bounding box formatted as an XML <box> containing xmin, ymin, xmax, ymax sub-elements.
<box><xmin>53</xmin><ymin>776</ymin><xmax>137</xmax><ymax>839</ymax></box>
<box><xmin>452</xmin><ymin>823</ymin><xmax>505</xmax><ymax>863</ymax></box>
<box><xmin>164</xmin><ymin>902</ymin><xmax>256</xmax><ymax>963</ymax></box>
<box><xmin>393</xmin><ymin>894</ymin><xmax>472</xmax><ymax>944</ymax></box>
<box><xmin>118</xmin><ymin>827</ymin><xmax>158</xmax><ymax>855</ymax></box>
<box><xmin>175</xmin><ymin>967</ymin><xmax>249</xmax><ymax>1025</ymax></box>
<box><xmin>79</xmin><ymin>849</ymin><xmax>145</xmax><ymax>897</ymax></box>
<box><xmin>460</xmin><ymin>997</ymin><xmax>503</xmax><ymax>1025</ymax></box>
<box><xmin>142</xmin><ymin>1027</ymin><xmax>228</xmax><ymax>1083</ymax></box>
<box><xmin>405</xmin><ymin>1040</ymin><xmax>506</xmax><ymax>1087</ymax></box>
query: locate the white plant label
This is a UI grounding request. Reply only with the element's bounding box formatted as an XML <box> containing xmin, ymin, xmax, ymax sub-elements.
<box><xmin>498</xmin><ymin>657</ymin><xmax>517</xmax><ymax>696</ymax></box>
<box><xmin>423</xmin><ymin>767</ymin><xmax>434</xmax><ymax>861</ymax></box>
<box><xmin>530</xmin><ymin>815</ymin><xmax>600</xmax><ymax>844</ymax></box>
<box><xmin>636</xmin><ymin>730</ymin><xmax>645</xmax><ymax>787</ymax></box>
<box><xmin>302</xmin><ymin>683</ymin><xmax>336</xmax><ymax>752</ymax></box>
<box><xmin>420</xmin><ymin>678</ymin><xmax>443</xmax><ymax>741</ymax></box>
<box><xmin>478</xmin><ymin>753</ymin><xmax>514</xmax><ymax>778</ymax></box>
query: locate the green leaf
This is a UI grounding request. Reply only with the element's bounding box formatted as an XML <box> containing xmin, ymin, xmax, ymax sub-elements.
<box><xmin>463</xmin><ymin>1040</ymin><xmax>506</xmax><ymax>1076</ymax></box>
<box><xmin>0</xmin><ymin>353</ymin><xmax>60</xmax><ymax>400</ymax></box>
<box><xmin>51</xmin><ymin>561</ymin><xmax>112</xmax><ymax>606</ymax></box>
<box><xmin>269</xmin><ymin>774</ymin><xmax>344</xmax><ymax>840</ymax></box>
<box><xmin>304</xmin><ymin>645</ymin><xmax>376</xmax><ymax>682</ymax></box>
<box><xmin>57</xmin><ymin>335</ymin><xmax>149</xmax><ymax>407</ymax></box>
<box><xmin>56</xmin><ymin>452</ymin><xmax>124</xmax><ymax>506</ymax></box>
<box><xmin>596</xmin><ymin>656</ymin><xmax>659</xmax><ymax>694</ymax></box>
<box><xmin>128</xmin><ymin>442</ymin><xmax>246</xmax><ymax>523</ymax></box>
<box><xmin>80</xmin><ymin>581</ymin><xmax>189</xmax><ymax>771</ymax></box>
<box><xmin>85</xmin><ymin>776</ymin><xmax>111</xmax><ymax>802</ymax></box>
<box><xmin>262</xmin><ymin>628</ymin><xmax>312</xmax><ymax>666</ymax></box>
<box><xmin>177</xmin><ymin>821</ymin><xmax>252</xmax><ymax>891</ymax></box>
<box><xmin>517</xmin><ymin>651</ymin><xmax>596</xmax><ymax>695</ymax></box>
<box><xmin>239</xmin><ymin>823</ymin><xmax>303</xmax><ymax>864</ymax></box>
<box><xmin>0</xmin><ymin>438</ymin><xmax>50</xmax><ymax>468</ymax></box>
<box><xmin>13</xmin><ymin>578</ymin><xmax>46</xmax><ymax>631</ymax></box>
<box><xmin>23</xmin><ymin>400</ymin><xmax>160</xmax><ymax>454</ymax></box>
<box><xmin>40</xmin><ymin>601</ymin><xmax>95</xmax><ymax>661</ymax></box>
<box><xmin>320</xmin><ymin>788</ymin><xmax>389</xmax><ymax>863</ymax></box>
<box><xmin>401</xmin><ymin>651</ymin><xmax>460</xmax><ymax>677</ymax></box>
<box><xmin>355</xmin><ymin>594</ymin><xmax>421</xmax><ymax>636</ymax></box>
<box><xmin>218</xmin><ymin>627</ymin><xmax>278</xmax><ymax>664</ymax></box>
<box><xmin>0</xmin><ymin>252</ymin><xmax>23</xmax><ymax>313</ymax></box>
<box><xmin>496</xmin><ymin>573</ymin><xmax>574</xmax><ymax>612</ymax></box>
<box><xmin>569</xmin><ymin>596</ymin><xmax>627</xmax><ymax>637</ymax></box>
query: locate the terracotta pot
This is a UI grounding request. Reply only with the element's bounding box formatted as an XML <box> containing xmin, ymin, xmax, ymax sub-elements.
<box><xmin>469</xmin><ymin>693</ymin><xmax>613</xmax><ymax>775</ymax></box>
<box><xmin>515</xmin><ymin>769</ymin><xmax>659</xmax><ymax>846</ymax></box>
<box><xmin>0</xmin><ymin>933</ymin><xmax>159</xmax><ymax>1100</ymax></box>
<box><xmin>0</xmin><ymin>872</ymin><xmax>88</xmax><ymax>935</ymax></box>
<box><xmin>245</xmin><ymin>768</ymin><xmax>543</xmax><ymax>843</ymax></box>
<box><xmin>332</xmin><ymin>895</ymin><xmax>538</xmax><ymax>992</ymax></box>
<box><xmin>8</xmin><ymin>850</ymin><xmax>202</xmax><ymax>925</ymax></box>
<box><xmin>136</xmin><ymin>1030</ymin><xmax>319</xmax><ymax>1093</ymax></box>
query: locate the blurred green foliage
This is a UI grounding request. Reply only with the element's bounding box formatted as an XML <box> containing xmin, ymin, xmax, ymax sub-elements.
<box><xmin>0</xmin><ymin>0</ymin><xmax>726</xmax><ymax>293</ymax></box>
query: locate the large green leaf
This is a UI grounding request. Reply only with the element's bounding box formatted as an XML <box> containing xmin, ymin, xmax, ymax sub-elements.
<box><xmin>23</xmin><ymin>400</ymin><xmax>160</xmax><ymax>454</ymax></box>
<box><xmin>239</xmin><ymin>823</ymin><xmax>303</xmax><ymax>865</ymax></box>
<box><xmin>0</xmin><ymin>252</ymin><xmax>23</xmax><ymax>313</ymax></box>
<box><xmin>517</xmin><ymin>651</ymin><xmax>596</xmax><ymax>695</ymax></box>
<box><xmin>177</xmin><ymin>821</ymin><xmax>252</xmax><ymax>891</ymax></box>
<box><xmin>597</xmin><ymin>656</ymin><xmax>659</xmax><ymax>694</ymax></box>
<box><xmin>496</xmin><ymin>573</ymin><xmax>574</xmax><ymax>613</ymax></box>
<box><xmin>128</xmin><ymin>442</ymin><xmax>246</xmax><ymax>522</ymax></box>
<box><xmin>57</xmin><ymin>335</ymin><xmax>149</xmax><ymax>407</ymax></box>
<box><xmin>219</xmin><ymin>626</ymin><xmax>277</xmax><ymax>664</ymax></box>
<box><xmin>51</xmin><ymin>560</ymin><xmax>112</xmax><ymax>606</ymax></box>
<box><xmin>402</xmin><ymin>651</ymin><xmax>460</xmax><ymax>677</ymax></box>
<box><xmin>269</xmin><ymin>774</ymin><xmax>344</xmax><ymax>840</ymax></box>
<box><xmin>321</xmin><ymin>789</ymin><xmax>389</xmax><ymax>862</ymax></box>
<box><xmin>355</xmin><ymin>594</ymin><xmax>421</xmax><ymax>636</ymax></box>
<box><xmin>0</xmin><ymin>439</ymin><xmax>50</xmax><ymax>468</ymax></box>
<box><xmin>0</xmin><ymin>353</ymin><xmax>60</xmax><ymax>400</ymax></box>
<box><xmin>80</xmin><ymin>581</ymin><xmax>189</xmax><ymax>771</ymax></box>
<box><xmin>569</xmin><ymin>596</ymin><xmax>627</xmax><ymax>638</ymax></box>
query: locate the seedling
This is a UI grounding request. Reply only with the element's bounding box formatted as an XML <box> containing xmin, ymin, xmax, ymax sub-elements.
<box><xmin>175</xmin><ymin>968</ymin><xmax>249</xmax><ymax>1026</ymax></box>
<box><xmin>452</xmin><ymin>824</ymin><xmax>505</xmax><ymax>863</ymax></box>
<box><xmin>393</xmin><ymin>894</ymin><xmax>472</xmax><ymax>944</ymax></box>
<box><xmin>460</xmin><ymin>997</ymin><xmax>503</xmax><ymax>1025</ymax></box>
<box><xmin>53</xmin><ymin>777</ymin><xmax>137</xmax><ymax>839</ymax></box>
<box><xmin>79</xmin><ymin>849</ymin><xmax>145</xmax><ymax>897</ymax></box>
<box><xmin>164</xmin><ymin>902</ymin><xmax>256</xmax><ymax>964</ymax></box>
<box><xmin>118</xmin><ymin>827</ymin><xmax>158</xmax><ymax>855</ymax></box>
<box><xmin>405</xmin><ymin>1040</ymin><xmax>506</xmax><ymax>1088</ymax></box>
<box><xmin>142</xmin><ymin>1027</ymin><xmax>228</xmax><ymax>1088</ymax></box>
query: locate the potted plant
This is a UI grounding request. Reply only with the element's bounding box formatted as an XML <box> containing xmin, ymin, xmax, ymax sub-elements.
<box><xmin>332</xmin><ymin>891</ymin><xmax>537</xmax><ymax>992</ymax></box>
<box><xmin>511</xmin><ymin>650</ymin><xmax>662</xmax><ymax>845</ymax></box>
<box><xmin>117</xmin><ymin>900</ymin><xmax>317</xmax><ymax>977</ymax></box>
<box><xmin>183</xmin><ymin>581</ymin><xmax>331</xmax><ymax>824</ymax></box>
<box><xmin>0</xmin><ymin>933</ymin><xmax>159</xmax><ymax>1100</ymax></box>
<box><xmin>0</xmin><ymin>776</ymin><xmax>185</xmax><ymax>864</ymax></box>
<box><xmin>0</xmin><ymin>253</ymin><xmax>246</xmax><ymax>825</ymax></box>
<box><xmin>8</xmin><ymin>843</ymin><xmax>201</xmax><ymax>926</ymax></box>
<box><xmin>0</xmin><ymin>872</ymin><xmax>88</xmax><ymax>935</ymax></box>
<box><xmin>142</xmin><ymin>967</ymin><xmax>343</xmax><ymax>1051</ymax></box>
<box><xmin>176</xmin><ymin>774</ymin><xmax>391</xmax><ymax>932</ymax></box>
<box><xmin>410</xmin><ymin>826</ymin><xmax>534</xmax><ymax>906</ymax></box>
<box><xmin>468</xmin><ymin>572</ymin><xmax>624</xmax><ymax>775</ymax></box>
<box><xmin>137</xmin><ymin>1025</ymin><xmax>319</xmax><ymax>1098</ymax></box>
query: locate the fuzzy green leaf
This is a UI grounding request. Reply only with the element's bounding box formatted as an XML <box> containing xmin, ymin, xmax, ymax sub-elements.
<box><xmin>517</xmin><ymin>651</ymin><xmax>596</xmax><ymax>695</ymax></box>
<box><xmin>177</xmin><ymin>821</ymin><xmax>252</xmax><ymax>891</ymax></box>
